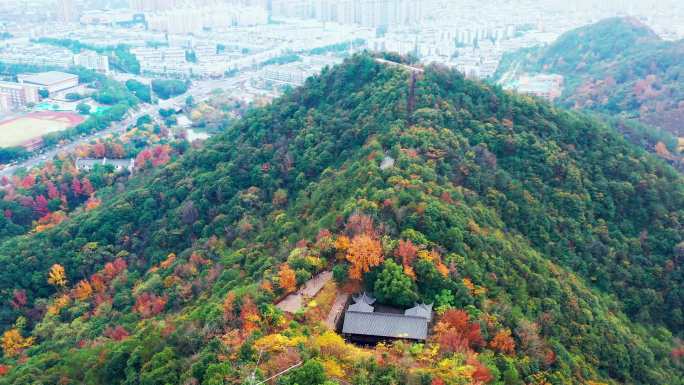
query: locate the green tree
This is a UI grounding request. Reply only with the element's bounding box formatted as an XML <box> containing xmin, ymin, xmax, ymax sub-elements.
<box><xmin>76</xmin><ymin>102</ymin><xmax>91</xmax><ymax>115</ymax></box>
<box><xmin>278</xmin><ymin>360</ymin><xmax>328</xmax><ymax>385</ymax></box>
<box><xmin>332</xmin><ymin>263</ymin><xmax>348</xmax><ymax>284</ymax></box>
<box><xmin>373</xmin><ymin>259</ymin><xmax>418</xmax><ymax>307</ymax></box>
<box><xmin>0</xmin><ymin>146</ymin><xmax>29</xmax><ymax>163</ymax></box>
<box><xmin>185</xmin><ymin>95</ymin><xmax>195</xmax><ymax>108</ymax></box>
<box><xmin>126</xmin><ymin>79</ymin><xmax>151</xmax><ymax>103</ymax></box>
<box><xmin>151</xmin><ymin>79</ymin><xmax>188</xmax><ymax>99</ymax></box>
<box><xmin>139</xmin><ymin>347</ymin><xmax>180</xmax><ymax>385</ymax></box>
<box><xmin>502</xmin><ymin>359</ymin><xmax>521</xmax><ymax>385</ymax></box>
<box><xmin>65</xmin><ymin>92</ymin><xmax>82</xmax><ymax>101</ymax></box>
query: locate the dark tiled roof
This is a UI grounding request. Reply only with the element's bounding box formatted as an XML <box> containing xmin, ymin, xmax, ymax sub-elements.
<box><xmin>342</xmin><ymin>311</ymin><xmax>429</xmax><ymax>340</ymax></box>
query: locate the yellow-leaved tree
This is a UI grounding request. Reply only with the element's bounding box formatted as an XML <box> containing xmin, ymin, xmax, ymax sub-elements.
<box><xmin>1</xmin><ymin>329</ymin><xmax>34</xmax><ymax>358</ymax></box>
<box><xmin>47</xmin><ymin>264</ymin><xmax>67</xmax><ymax>288</ymax></box>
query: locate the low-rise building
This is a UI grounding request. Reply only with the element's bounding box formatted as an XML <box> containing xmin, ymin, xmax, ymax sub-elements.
<box><xmin>0</xmin><ymin>80</ymin><xmax>39</xmax><ymax>109</ymax></box>
<box><xmin>75</xmin><ymin>157</ymin><xmax>134</xmax><ymax>173</ymax></box>
<box><xmin>513</xmin><ymin>74</ymin><xmax>564</xmax><ymax>101</ymax></box>
<box><xmin>261</xmin><ymin>65</ymin><xmax>306</xmax><ymax>85</ymax></box>
<box><xmin>0</xmin><ymin>44</ymin><xmax>74</xmax><ymax>68</ymax></box>
<box><xmin>341</xmin><ymin>293</ymin><xmax>433</xmax><ymax>343</ymax></box>
<box><xmin>17</xmin><ymin>71</ymin><xmax>79</xmax><ymax>93</ymax></box>
<box><xmin>0</xmin><ymin>93</ymin><xmax>10</xmax><ymax>113</ymax></box>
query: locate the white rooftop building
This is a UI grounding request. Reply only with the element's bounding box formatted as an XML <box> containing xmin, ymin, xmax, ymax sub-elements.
<box><xmin>17</xmin><ymin>71</ymin><xmax>79</xmax><ymax>93</ymax></box>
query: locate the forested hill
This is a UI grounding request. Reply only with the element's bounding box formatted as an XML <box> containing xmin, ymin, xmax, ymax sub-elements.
<box><xmin>0</xmin><ymin>54</ymin><xmax>682</xmax><ymax>384</ymax></box>
<box><xmin>494</xmin><ymin>17</ymin><xmax>684</xmax><ymax>138</ymax></box>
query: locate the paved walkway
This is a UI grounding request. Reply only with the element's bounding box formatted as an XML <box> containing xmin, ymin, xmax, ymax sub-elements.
<box><xmin>276</xmin><ymin>271</ymin><xmax>332</xmax><ymax>313</ymax></box>
<box><xmin>374</xmin><ymin>58</ymin><xmax>425</xmax><ymax>74</ymax></box>
<box><xmin>325</xmin><ymin>292</ymin><xmax>350</xmax><ymax>330</ymax></box>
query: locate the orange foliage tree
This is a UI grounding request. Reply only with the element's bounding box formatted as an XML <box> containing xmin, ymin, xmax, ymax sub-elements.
<box><xmin>223</xmin><ymin>292</ymin><xmax>237</xmax><ymax>322</ymax></box>
<box><xmin>489</xmin><ymin>329</ymin><xmax>516</xmax><ymax>355</ymax></box>
<box><xmin>346</xmin><ymin>234</ymin><xmax>383</xmax><ymax>280</ymax></box>
<box><xmin>278</xmin><ymin>264</ymin><xmax>297</xmax><ymax>294</ymax></box>
<box><xmin>72</xmin><ymin>280</ymin><xmax>93</xmax><ymax>301</ymax></box>
<box><xmin>395</xmin><ymin>239</ymin><xmax>418</xmax><ymax>279</ymax></box>
<box><xmin>85</xmin><ymin>196</ymin><xmax>101</xmax><ymax>211</ymax></box>
<box><xmin>34</xmin><ymin>211</ymin><xmax>67</xmax><ymax>233</ymax></box>
<box><xmin>47</xmin><ymin>294</ymin><xmax>71</xmax><ymax>316</ymax></box>
<box><xmin>395</xmin><ymin>239</ymin><xmax>418</xmax><ymax>266</ymax></box>
<box><xmin>334</xmin><ymin>235</ymin><xmax>350</xmax><ymax>259</ymax></box>
<box><xmin>240</xmin><ymin>296</ymin><xmax>260</xmax><ymax>334</ymax></box>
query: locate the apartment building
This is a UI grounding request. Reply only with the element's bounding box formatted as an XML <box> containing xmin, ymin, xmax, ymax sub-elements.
<box><xmin>0</xmin><ymin>81</ymin><xmax>39</xmax><ymax>110</ymax></box>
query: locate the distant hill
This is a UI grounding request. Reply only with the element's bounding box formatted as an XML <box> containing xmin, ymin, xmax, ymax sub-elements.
<box><xmin>495</xmin><ymin>17</ymin><xmax>684</xmax><ymax>144</ymax></box>
<box><xmin>0</xmin><ymin>54</ymin><xmax>682</xmax><ymax>384</ymax></box>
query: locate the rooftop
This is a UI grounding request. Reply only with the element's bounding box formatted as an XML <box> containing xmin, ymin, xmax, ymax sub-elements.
<box><xmin>342</xmin><ymin>311</ymin><xmax>429</xmax><ymax>341</ymax></box>
<box><xmin>404</xmin><ymin>303</ymin><xmax>433</xmax><ymax>320</ymax></box>
<box><xmin>342</xmin><ymin>293</ymin><xmax>433</xmax><ymax>341</ymax></box>
<box><xmin>76</xmin><ymin>158</ymin><xmax>134</xmax><ymax>168</ymax></box>
<box><xmin>353</xmin><ymin>292</ymin><xmax>376</xmax><ymax>305</ymax></box>
<box><xmin>348</xmin><ymin>301</ymin><xmax>374</xmax><ymax>313</ymax></box>
<box><xmin>0</xmin><ymin>80</ymin><xmax>29</xmax><ymax>90</ymax></box>
<box><xmin>18</xmin><ymin>71</ymin><xmax>78</xmax><ymax>85</ymax></box>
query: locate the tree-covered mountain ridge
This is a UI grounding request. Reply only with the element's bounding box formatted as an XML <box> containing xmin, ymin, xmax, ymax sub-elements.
<box><xmin>0</xmin><ymin>54</ymin><xmax>682</xmax><ymax>384</ymax></box>
<box><xmin>495</xmin><ymin>17</ymin><xmax>684</xmax><ymax>147</ymax></box>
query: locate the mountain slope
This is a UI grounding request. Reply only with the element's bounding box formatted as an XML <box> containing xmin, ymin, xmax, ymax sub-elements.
<box><xmin>0</xmin><ymin>54</ymin><xmax>682</xmax><ymax>384</ymax></box>
<box><xmin>495</xmin><ymin>17</ymin><xmax>684</xmax><ymax>137</ymax></box>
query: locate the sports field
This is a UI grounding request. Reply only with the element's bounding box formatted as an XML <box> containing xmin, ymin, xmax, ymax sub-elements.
<box><xmin>0</xmin><ymin>112</ymin><xmax>85</xmax><ymax>148</ymax></box>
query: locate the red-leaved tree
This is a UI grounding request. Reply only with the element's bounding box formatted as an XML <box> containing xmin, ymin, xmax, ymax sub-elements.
<box><xmin>134</xmin><ymin>293</ymin><xmax>167</xmax><ymax>318</ymax></box>
<box><xmin>435</xmin><ymin>309</ymin><xmax>484</xmax><ymax>353</ymax></box>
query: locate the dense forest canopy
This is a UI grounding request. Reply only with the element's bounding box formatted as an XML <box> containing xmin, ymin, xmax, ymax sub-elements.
<box><xmin>0</xmin><ymin>54</ymin><xmax>681</xmax><ymax>384</ymax></box>
<box><xmin>494</xmin><ymin>17</ymin><xmax>684</xmax><ymax>137</ymax></box>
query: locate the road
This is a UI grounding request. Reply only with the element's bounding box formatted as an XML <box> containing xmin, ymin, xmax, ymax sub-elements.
<box><xmin>0</xmin><ymin>74</ymin><xmax>250</xmax><ymax>177</ymax></box>
<box><xmin>0</xmin><ymin>102</ymin><xmax>161</xmax><ymax>177</ymax></box>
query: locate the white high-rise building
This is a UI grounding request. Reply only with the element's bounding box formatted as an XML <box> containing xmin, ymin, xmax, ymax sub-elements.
<box><xmin>74</xmin><ymin>52</ymin><xmax>110</xmax><ymax>73</ymax></box>
<box><xmin>146</xmin><ymin>5</ymin><xmax>267</xmax><ymax>34</ymax></box>
<box><xmin>57</xmin><ymin>0</ymin><xmax>77</xmax><ymax>23</ymax></box>
<box><xmin>129</xmin><ymin>0</ymin><xmax>180</xmax><ymax>12</ymax></box>
<box><xmin>271</xmin><ymin>0</ymin><xmax>423</xmax><ymax>27</ymax></box>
